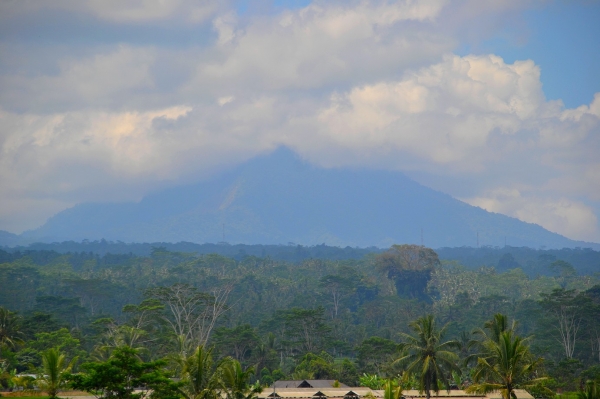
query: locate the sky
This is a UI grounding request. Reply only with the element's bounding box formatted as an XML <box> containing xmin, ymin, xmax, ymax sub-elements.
<box><xmin>0</xmin><ymin>0</ymin><xmax>599</xmax><ymax>243</ymax></box>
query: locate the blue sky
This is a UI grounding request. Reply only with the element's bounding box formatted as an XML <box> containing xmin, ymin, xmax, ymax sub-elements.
<box><xmin>470</xmin><ymin>1</ymin><xmax>600</xmax><ymax>108</ymax></box>
<box><xmin>0</xmin><ymin>0</ymin><xmax>599</xmax><ymax>243</ymax></box>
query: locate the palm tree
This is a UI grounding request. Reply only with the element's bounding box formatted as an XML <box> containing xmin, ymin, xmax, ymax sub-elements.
<box><xmin>0</xmin><ymin>307</ymin><xmax>24</xmax><ymax>356</ymax></box>
<box><xmin>466</xmin><ymin>314</ymin><xmax>516</xmax><ymax>367</ymax></box>
<box><xmin>37</xmin><ymin>348</ymin><xmax>77</xmax><ymax>399</ymax></box>
<box><xmin>91</xmin><ymin>320</ymin><xmax>150</xmax><ymax>361</ymax></box>
<box><xmin>466</xmin><ymin>330</ymin><xmax>547</xmax><ymax>399</ymax></box>
<box><xmin>383</xmin><ymin>379</ymin><xmax>402</xmax><ymax>399</ymax></box>
<box><xmin>178</xmin><ymin>345</ymin><xmax>222</xmax><ymax>399</ymax></box>
<box><xmin>395</xmin><ymin>314</ymin><xmax>460</xmax><ymax>399</ymax></box>
<box><xmin>477</xmin><ymin>314</ymin><xmax>516</xmax><ymax>343</ymax></box>
<box><xmin>578</xmin><ymin>380</ymin><xmax>599</xmax><ymax>399</ymax></box>
<box><xmin>220</xmin><ymin>359</ymin><xmax>262</xmax><ymax>399</ymax></box>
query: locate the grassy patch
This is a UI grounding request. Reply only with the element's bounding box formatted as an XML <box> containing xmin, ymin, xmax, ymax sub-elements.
<box><xmin>555</xmin><ymin>393</ymin><xmax>579</xmax><ymax>399</ymax></box>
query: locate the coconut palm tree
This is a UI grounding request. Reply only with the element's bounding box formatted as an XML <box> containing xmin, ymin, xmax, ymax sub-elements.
<box><xmin>466</xmin><ymin>330</ymin><xmax>547</xmax><ymax>399</ymax></box>
<box><xmin>466</xmin><ymin>314</ymin><xmax>517</xmax><ymax>367</ymax></box>
<box><xmin>37</xmin><ymin>348</ymin><xmax>77</xmax><ymax>399</ymax></box>
<box><xmin>0</xmin><ymin>307</ymin><xmax>24</xmax><ymax>355</ymax></box>
<box><xmin>220</xmin><ymin>359</ymin><xmax>262</xmax><ymax>399</ymax></box>
<box><xmin>578</xmin><ymin>380</ymin><xmax>599</xmax><ymax>399</ymax></box>
<box><xmin>395</xmin><ymin>314</ymin><xmax>460</xmax><ymax>399</ymax></box>
<box><xmin>383</xmin><ymin>379</ymin><xmax>402</xmax><ymax>399</ymax></box>
<box><xmin>178</xmin><ymin>345</ymin><xmax>222</xmax><ymax>399</ymax></box>
<box><xmin>477</xmin><ymin>314</ymin><xmax>517</xmax><ymax>343</ymax></box>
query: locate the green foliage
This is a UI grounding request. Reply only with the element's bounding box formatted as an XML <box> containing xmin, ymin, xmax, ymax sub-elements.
<box><xmin>581</xmin><ymin>366</ymin><xmax>600</xmax><ymax>382</ymax></box>
<box><xmin>0</xmin><ymin>307</ymin><xmax>24</xmax><ymax>353</ymax></box>
<box><xmin>20</xmin><ymin>313</ymin><xmax>66</xmax><ymax>341</ymax></box>
<box><xmin>30</xmin><ymin>329</ymin><xmax>82</xmax><ymax>360</ymax></box>
<box><xmin>294</xmin><ymin>353</ymin><xmax>336</xmax><ymax>380</ymax></box>
<box><xmin>259</xmin><ymin>367</ymin><xmax>273</xmax><ymax>386</ymax></box>
<box><xmin>337</xmin><ymin>358</ymin><xmax>359</xmax><ymax>387</ymax></box>
<box><xmin>547</xmin><ymin>359</ymin><xmax>585</xmax><ymax>392</ymax></box>
<box><xmin>69</xmin><ymin>346</ymin><xmax>180</xmax><ymax>399</ymax></box>
<box><xmin>359</xmin><ymin>373</ymin><xmax>386</xmax><ymax>389</ymax></box>
<box><xmin>383</xmin><ymin>379</ymin><xmax>402</xmax><ymax>399</ymax></box>
<box><xmin>178</xmin><ymin>345</ymin><xmax>221</xmax><ymax>399</ymax></box>
<box><xmin>396</xmin><ymin>315</ymin><xmax>460</xmax><ymax>399</ymax></box>
<box><xmin>527</xmin><ymin>378</ymin><xmax>558</xmax><ymax>399</ymax></box>
<box><xmin>0</xmin><ymin>246</ymin><xmax>598</xmax><ymax>392</ymax></box>
<box><xmin>578</xmin><ymin>380</ymin><xmax>599</xmax><ymax>399</ymax></box>
<box><xmin>220</xmin><ymin>359</ymin><xmax>262</xmax><ymax>399</ymax></box>
<box><xmin>466</xmin><ymin>330</ymin><xmax>548</xmax><ymax>399</ymax></box>
<box><xmin>17</xmin><ymin>328</ymin><xmax>87</xmax><ymax>368</ymax></box>
<box><xmin>37</xmin><ymin>347</ymin><xmax>77</xmax><ymax>398</ymax></box>
<box><xmin>213</xmin><ymin>325</ymin><xmax>259</xmax><ymax>361</ymax></box>
<box><xmin>376</xmin><ymin>245</ymin><xmax>440</xmax><ymax>301</ymax></box>
<box><xmin>0</xmin><ymin>265</ymin><xmax>40</xmax><ymax>312</ymax></box>
<box><xmin>11</xmin><ymin>373</ymin><xmax>36</xmax><ymax>390</ymax></box>
<box><xmin>266</xmin><ymin>307</ymin><xmax>332</xmax><ymax>354</ymax></box>
<box><xmin>33</xmin><ymin>296</ymin><xmax>87</xmax><ymax>328</ymax></box>
<box><xmin>355</xmin><ymin>337</ymin><xmax>399</xmax><ymax>375</ymax></box>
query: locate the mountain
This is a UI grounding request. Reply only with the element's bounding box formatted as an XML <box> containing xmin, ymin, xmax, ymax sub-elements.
<box><xmin>19</xmin><ymin>148</ymin><xmax>600</xmax><ymax>249</ymax></box>
<box><xmin>0</xmin><ymin>230</ymin><xmax>32</xmax><ymax>247</ymax></box>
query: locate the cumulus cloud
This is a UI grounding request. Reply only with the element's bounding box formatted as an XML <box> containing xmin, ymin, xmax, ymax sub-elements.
<box><xmin>194</xmin><ymin>0</ymin><xmax>453</xmax><ymax>93</ymax></box>
<box><xmin>0</xmin><ymin>0</ymin><xmax>598</xmax><ymax>242</ymax></box>
<box><xmin>300</xmin><ymin>54</ymin><xmax>552</xmax><ymax>169</ymax></box>
<box><xmin>0</xmin><ymin>46</ymin><xmax>158</xmax><ymax>113</ymax></box>
<box><xmin>464</xmin><ymin>189</ymin><xmax>600</xmax><ymax>242</ymax></box>
<box><xmin>0</xmin><ymin>106</ymin><xmax>191</xmax><ymax>199</ymax></box>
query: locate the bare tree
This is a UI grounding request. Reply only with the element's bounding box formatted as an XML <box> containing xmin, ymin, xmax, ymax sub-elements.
<box><xmin>146</xmin><ymin>283</ymin><xmax>232</xmax><ymax>355</ymax></box>
<box><xmin>555</xmin><ymin>304</ymin><xmax>581</xmax><ymax>358</ymax></box>
<box><xmin>319</xmin><ymin>274</ymin><xmax>353</xmax><ymax>318</ymax></box>
<box><xmin>541</xmin><ymin>289</ymin><xmax>583</xmax><ymax>359</ymax></box>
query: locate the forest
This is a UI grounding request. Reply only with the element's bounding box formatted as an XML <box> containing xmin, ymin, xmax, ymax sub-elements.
<box><xmin>0</xmin><ymin>244</ymin><xmax>599</xmax><ymax>399</ymax></box>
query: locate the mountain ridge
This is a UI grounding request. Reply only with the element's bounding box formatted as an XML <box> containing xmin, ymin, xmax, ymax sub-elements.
<box><xmin>12</xmin><ymin>148</ymin><xmax>600</xmax><ymax>250</ymax></box>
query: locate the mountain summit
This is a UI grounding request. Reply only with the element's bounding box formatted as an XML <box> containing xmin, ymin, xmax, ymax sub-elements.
<box><xmin>21</xmin><ymin>148</ymin><xmax>597</xmax><ymax>249</ymax></box>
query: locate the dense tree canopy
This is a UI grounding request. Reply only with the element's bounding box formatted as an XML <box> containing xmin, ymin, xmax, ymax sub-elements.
<box><xmin>376</xmin><ymin>245</ymin><xmax>440</xmax><ymax>301</ymax></box>
<box><xmin>0</xmin><ymin>244</ymin><xmax>599</xmax><ymax>398</ymax></box>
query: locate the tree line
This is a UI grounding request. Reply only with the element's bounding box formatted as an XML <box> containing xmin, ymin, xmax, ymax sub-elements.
<box><xmin>0</xmin><ymin>244</ymin><xmax>599</xmax><ymax>398</ymax></box>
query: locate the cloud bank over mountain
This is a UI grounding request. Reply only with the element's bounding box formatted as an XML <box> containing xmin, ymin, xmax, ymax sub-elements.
<box><xmin>0</xmin><ymin>0</ymin><xmax>598</xmax><ymax>242</ymax></box>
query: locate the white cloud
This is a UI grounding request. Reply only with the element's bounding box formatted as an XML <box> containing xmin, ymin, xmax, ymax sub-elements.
<box><xmin>294</xmin><ymin>54</ymin><xmax>551</xmax><ymax>169</ymax></box>
<box><xmin>0</xmin><ymin>0</ymin><xmax>598</xmax><ymax>242</ymax></box>
<box><xmin>193</xmin><ymin>0</ymin><xmax>454</xmax><ymax>93</ymax></box>
<box><xmin>218</xmin><ymin>96</ymin><xmax>235</xmax><ymax>106</ymax></box>
<box><xmin>464</xmin><ymin>189</ymin><xmax>600</xmax><ymax>242</ymax></box>
<box><xmin>0</xmin><ymin>106</ymin><xmax>192</xmax><ymax>206</ymax></box>
<box><xmin>0</xmin><ymin>46</ymin><xmax>158</xmax><ymax>112</ymax></box>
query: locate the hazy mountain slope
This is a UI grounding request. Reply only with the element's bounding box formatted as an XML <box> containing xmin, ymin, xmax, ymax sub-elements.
<box><xmin>0</xmin><ymin>230</ymin><xmax>33</xmax><ymax>247</ymax></box>
<box><xmin>22</xmin><ymin>148</ymin><xmax>598</xmax><ymax>249</ymax></box>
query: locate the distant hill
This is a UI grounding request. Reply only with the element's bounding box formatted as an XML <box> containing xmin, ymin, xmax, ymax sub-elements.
<box><xmin>0</xmin><ymin>241</ymin><xmax>380</xmax><ymax>263</ymax></box>
<box><xmin>0</xmin><ymin>230</ymin><xmax>32</xmax><ymax>247</ymax></box>
<box><xmin>436</xmin><ymin>246</ymin><xmax>600</xmax><ymax>276</ymax></box>
<box><xmin>2</xmin><ymin>243</ymin><xmax>599</xmax><ymax>277</ymax></box>
<box><xmin>15</xmin><ymin>148</ymin><xmax>600</xmax><ymax>249</ymax></box>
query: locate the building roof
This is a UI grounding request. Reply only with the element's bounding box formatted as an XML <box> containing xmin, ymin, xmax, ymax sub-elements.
<box><xmin>260</xmin><ymin>388</ymin><xmax>380</xmax><ymax>399</ymax></box>
<box><xmin>272</xmin><ymin>381</ymin><xmax>350</xmax><ymax>389</ymax></box>
<box><xmin>260</xmin><ymin>388</ymin><xmax>534</xmax><ymax>399</ymax></box>
<box><xmin>402</xmin><ymin>390</ymin><xmax>533</xmax><ymax>399</ymax></box>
